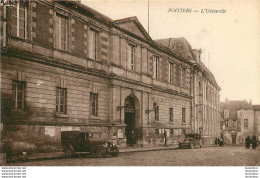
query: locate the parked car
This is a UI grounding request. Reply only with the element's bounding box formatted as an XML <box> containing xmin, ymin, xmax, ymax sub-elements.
<box><xmin>61</xmin><ymin>131</ymin><xmax>119</xmax><ymax>158</ymax></box>
<box><xmin>179</xmin><ymin>133</ymin><xmax>203</xmax><ymax>149</ymax></box>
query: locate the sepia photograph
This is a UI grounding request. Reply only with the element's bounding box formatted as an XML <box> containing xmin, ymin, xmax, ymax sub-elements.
<box><xmin>0</xmin><ymin>0</ymin><xmax>259</xmax><ymax>177</ymax></box>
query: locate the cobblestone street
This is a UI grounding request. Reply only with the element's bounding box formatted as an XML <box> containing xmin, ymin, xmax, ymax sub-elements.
<box><xmin>8</xmin><ymin>146</ymin><xmax>260</xmax><ymax>166</ymax></box>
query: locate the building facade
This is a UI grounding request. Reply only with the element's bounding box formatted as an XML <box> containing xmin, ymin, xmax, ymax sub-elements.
<box><xmin>1</xmin><ymin>0</ymin><xmax>220</xmax><ymax>155</ymax></box>
<box><xmin>155</xmin><ymin>38</ymin><xmax>221</xmax><ymax>144</ymax></box>
<box><xmin>220</xmin><ymin>100</ymin><xmax>259</xmax><ymax>144</ymax></box>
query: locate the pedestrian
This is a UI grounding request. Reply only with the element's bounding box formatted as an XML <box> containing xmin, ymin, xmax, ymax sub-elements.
<box><xmin>245</xmin><ymin>136</ymin><xmax>251</xmax><ymax>149</ymax></box>
<box><xmin>219</xmin><ymin>138</ymin><xmax>224</xmax><ymax>146</ymax></box>
<box><xmin>164</xmin><ymin>130</ymin><xmax>167</xmax><ymax>147</ymax></box>
<box><xmin>131</xmin><ymin>130</ymin><xmax>135</xmax><ymax>147</ymax></box>
<box><xmin>215</xmin><ymin>137</ymin><xmax>218</xmax><ymax>145</ymax></box>
<box><xmin>217</xmin><ymin>137</ymin><xmax>220</xmax><ymax>145</ymax></box>
<box><xmin>252</xmin><ymin>135</ymin><xmax>257</xmax><ymax>149</ymax></box>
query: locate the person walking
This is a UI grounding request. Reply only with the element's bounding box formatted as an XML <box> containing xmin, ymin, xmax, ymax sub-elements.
<box><xmin>245</xmin><ymin>136</ymin><xmax>251</xmax><ymax>149</ymax></box>
<box><xmin>164</xmin><ymin>130</ymin><xmax>167</xmax><ymax>147</ymax></box>
<box><xmin>252</xmin><ymin>135</ymin><xmax>257</xmax><ymax>149</ymax></box>
<box><xmin>215</xmin><ymin>137</ymin><xmax>218</xmax><ymax>145</ymax></box>
<box><xmin>131</xmin><ymin>130</ymin><xmax>135</xmax><ymax>147</ymax></box>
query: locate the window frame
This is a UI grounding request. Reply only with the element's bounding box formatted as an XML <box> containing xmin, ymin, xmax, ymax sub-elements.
<box><xmin>155</xmin><ymin>128</ymin><xmax>159</xmax><ymax>135</ymax></box>
<box><xmin>155</xmin><ymin>105</ymin><xmax>159</xmax><ymax>121</ymax></box>
<box><xmin>169</xmin><ymin>62</ymin><xmax>173</xmax><ymax>83</ymax></box>
<box><xmin>90</xmin><ymin>93</ymin><xmax>98</xmax><ymax>116</ymax></box>
<box><xmin>55</xmin><ymin>13</ymin><xmax>68</xmax><ymax>51</ymax></box>
<box><xmin>225</xmin><ymin>120</ymin><xmax>229</xmax><ymax>128</ymax></box>
<box><xmin>233</xmin><ymin>120</ymin><xmax>237</xmax><ymax>127</ymax></box>
<box><xmin>154</xmin><ymin>56</ymin><xmax>159</xmax><ymax>79</ymax></box>
<box><xmin>169</xmin><ymin>108</ymin><xmax>173</xmax><ymax>122</ymax></box>
<box><xmin>244</xmin><ymin>119</ymin><xmax>248</xmax><ymax>128</ymax></box>
<box><xmin>89</xmin><ymin>28</ymin><xmax>99</xmax><ymax>60</ymax></box>
<box><xmin>11</xmin><ymin>1</ymin><xmax>27</xmax><ymax>39</ymax></box>
<box><xmin>56</xmin><ymin>87</ymin><xmax>67</xmax><ymax>113</ymax></box>
<box><xmin>182</xmin><ymin>108</ymin><xmax>186</xmax><ymax>123</ymax></box>
<box><xmin>129</xmin><ymin>44</ymin><xmax>135</xmax><ymax>71</ymax></box>
<box><xmin>13</xmin><ymin>80</ymin><xmax>25</xmax><ymax>110</ymax></box>
<box><xmin>181</xmin><ymin>67</ymin><xmax>186</xmax><ymax>87</ymax></box>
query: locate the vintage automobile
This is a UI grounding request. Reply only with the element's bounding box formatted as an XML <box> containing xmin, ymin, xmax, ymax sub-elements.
<box><xmin>61</xmin><ymin>131</ymin><xmax>119</xmax><ymax>158</ymax></box>
<box><xmin>178</xmin><ymin>133</ymin><xmax>203</xmax><ymax>149</ymax></box>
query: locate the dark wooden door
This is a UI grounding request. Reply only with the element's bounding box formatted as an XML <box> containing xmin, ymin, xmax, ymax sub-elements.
<box><xmin>232</xmin><ymin>135</ymin><xmax>236</xmax><ymax>144</ymax></box>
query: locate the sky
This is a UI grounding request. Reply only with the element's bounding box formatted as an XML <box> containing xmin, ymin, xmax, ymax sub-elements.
<box><xmin>82</xmin><ymin>0</ymin><xmax>260</xmax><ymax>104</ymax></box>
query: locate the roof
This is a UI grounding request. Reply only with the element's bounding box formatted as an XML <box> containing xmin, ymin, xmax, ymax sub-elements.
<box><xmin>155</xmin><ymin>37</ymin><xmax>195</xmax><ymax>60</ymax></box>
<box><xmin>155</xmin><ymin>38</ymin><xmax>220</xmax><ymax>89</ymax></box>
<box><xmin>253</xmin><ymin>105</ymin><xmax>260</xmax><ymax>111</ymax></box>
<box><xmin>220</xmin><ymin>100</ymin><xmax>253</xmax><ymax>112</ymax></box>
<box><xmin>112</xmin><ymin>16</ymin><xmax>153</xmax><ymax>42</ymax></box>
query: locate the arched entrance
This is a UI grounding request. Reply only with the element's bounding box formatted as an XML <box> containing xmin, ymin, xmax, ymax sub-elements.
<box><xmin>124</xmin><ymin>95</ymin><xmax>138</xmax><ymax>146</ymax></box>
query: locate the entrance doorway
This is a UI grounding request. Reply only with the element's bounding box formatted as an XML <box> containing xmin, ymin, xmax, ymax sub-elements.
<box><xmin>124</xmin><ymin>95</ymin><xmax>136</xmax><ymax>146</ymax></box>
<box><xmin>125</xmin><ymin>112</ymin><xmax>135</xmax><ymax>145</ymax></box>
<box><xmin>232</xmin><ymin>135</ymin><xmax>236</xmax><ymax>144</ymax></box>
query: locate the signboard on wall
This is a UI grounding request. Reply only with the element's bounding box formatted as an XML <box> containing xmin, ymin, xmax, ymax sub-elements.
<box><xmin>117</xmin><ymin>129</ymin><xmax>123</xmax><ymax>139</ymax></box>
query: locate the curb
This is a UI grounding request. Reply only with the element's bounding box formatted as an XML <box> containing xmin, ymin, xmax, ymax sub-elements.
<box><xmin>7</xmin><ymin>145</ymin><xmax>218</xmax><ymax>163</ymax></box>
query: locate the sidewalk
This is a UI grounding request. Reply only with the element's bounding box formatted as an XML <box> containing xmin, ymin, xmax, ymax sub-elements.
<box><xmin>7</xmin><ymin>144</ymin><xmax>218</xmax><ymax>163</ymax></box>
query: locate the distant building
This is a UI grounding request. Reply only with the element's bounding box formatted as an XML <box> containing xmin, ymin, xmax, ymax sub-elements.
<box><xmin>253</xmin><ymin>105</ymin><xmax>260</xmax><ymax>141</ymax></box>
<box><xmin>220</xmin><ymin>99</ymin><xmax>259</xmax><ymax>144</ymax></box>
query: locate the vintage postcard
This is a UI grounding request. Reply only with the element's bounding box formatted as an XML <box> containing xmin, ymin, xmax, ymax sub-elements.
<box><xmin>0</xmin><ymin>0</ymin><xmax>259</xmax><ymax>177</ymax></box>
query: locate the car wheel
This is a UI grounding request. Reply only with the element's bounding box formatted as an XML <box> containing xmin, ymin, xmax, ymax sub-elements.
<box><xmin>64</xmin><ymin>148</ymin><xmax>73</xmax><ymax>158</ymax></box>
<box><xmin>96</xmin><ymin>147</ymin><xmax>106</xmax><ymax>158</ymax></box>
<box><xmin>111</xmin><ymin>148</ymin><xmax>119</xmax><ymax>157</ymax></box>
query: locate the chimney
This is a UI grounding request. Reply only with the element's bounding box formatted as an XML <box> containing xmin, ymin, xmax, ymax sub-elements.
<box><xmin>196</xmin><ymin>49</ymin><xmax>202</xmax><ymax>62</ymax></box>
<box><xmin>249</xmin><ymin>99</ymin><xmax>252</xmax><ymax>105</ymax></box>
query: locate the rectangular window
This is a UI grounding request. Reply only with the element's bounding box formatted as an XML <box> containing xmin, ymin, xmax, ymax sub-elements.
<box><xmin>89</xmin><ymin>29</ymin><xmax>98</xmax><ymax>60</ymax></box>
<box><xmin>10</xmin><ymin>2</ymin><xmax>27</xmax><ymax>38</ymax></box>
<box><xmin>129</xmin><ymin>44</ymin><xmax>135</xmax><ymax>70</ymax></box>
<box><xmin>56</xmin><ymin>87</ymin><xmax>66</xmax><ymax>113</ymax></box>
<box><xmin>155</xmin><ymin>105</ymin><xmax>159</xmax><ymax>121</ymax></box>
<box><xmin>170</xmin><ymin>129</ymin><xmax>174</xmax><ymax>135</ymax></box>
<box><xmin>155</xmin><ymin>129</ymin><xmax>159</xmax><ymax>135</ymax></box>
<box><xmin>90</xmin><ymin>93</ymin><xmax>98</xmax><ymax>116</ymax></box>
<box><xmin>55</xmin><ymin>14</ymin><xmax>67</xmax><ymax>50</ymax></box>
<box><xmin>169</xmin><ymin>63</ymin><xmax>173</xmax><ymax>83</ymax></box>
<box><xmin>225</xmin><ymin>120</ymin><xmax>229</xmax><ymax>128</ymax></box>
<box><xmin>169</xmin><ymin>108</ymin><xmax>173</xmax><ymax>122</ymax></box>
<box><xmin>13</xmin><ymin>81</ymin><xmax>25</xmax><ymax>110</ymax></box>
<box><xmin>182</xmin><ymin>108</ymin><xmax>186</xmax><ymax>123</ymax></box>
<box><xmin>244</xmin><ymin>119</ymin><xmax>248</xmax><ymax>128</ymax></box>
<box><xmin>233</xmin><ymin>120</ymin><xmax>237</xmax><ymax>127</ymax></box>
<box><xmin>224</xmin><ymin>110</ymin><xmax>229</xmax><ymax>118</ymax></box>
<box><xmin>154</xmin><ymin>56</ymin><xmax>159</xmax><ymax>79</ymax></box>
<box><xmin>181</xmin><ymin>67</ymin><xmax>186</xmax><ymax>87</ymax></box>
